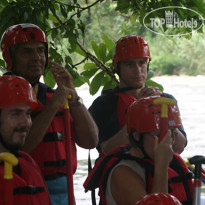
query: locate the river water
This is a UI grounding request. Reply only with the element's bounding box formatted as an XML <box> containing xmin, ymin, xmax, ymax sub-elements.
<box><xmin>74</xmin><ymin>75</ymin><xmax>205</xmax><ymax>204</ymax></box>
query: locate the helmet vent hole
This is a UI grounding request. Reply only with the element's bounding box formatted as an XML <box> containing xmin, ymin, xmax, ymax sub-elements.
<box><xmin>29</xmin><ymin>32</ymin><xmax>35</xmax><ymax>40</ymax></box>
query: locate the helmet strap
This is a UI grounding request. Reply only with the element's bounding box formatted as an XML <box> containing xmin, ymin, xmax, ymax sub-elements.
<box><xmin>129</xmin><ymin>131</ymin><xmax>150</xmax><ymax>159</ymax></box>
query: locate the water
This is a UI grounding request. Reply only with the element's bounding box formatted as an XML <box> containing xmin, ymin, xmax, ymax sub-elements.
<box><xmin>74</xmin><ymin>75</ymin><xmax>205</xmax><ymax>204</ymax></box>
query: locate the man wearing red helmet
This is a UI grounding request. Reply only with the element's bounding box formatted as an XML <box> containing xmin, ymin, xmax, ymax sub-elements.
<box><xmin>84</xmin><ymin>96</ymin><xmax>193</xmax><ymax>205</ymax></box>
<box><xmin>89</xmin><ymin>35</ymin><xmax>187</xmax><ymax>155</ymax></box>
<box><xmin>1</xmin><ymin>23</ymin><xmax>98</xmax><ymax>205</ymax></box>
<box><xmin>0</xmin><ymin>75</ymin><xmax>51</xmax><ymax>205</ymax></box>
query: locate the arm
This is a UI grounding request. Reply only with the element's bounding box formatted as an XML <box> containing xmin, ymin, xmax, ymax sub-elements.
<box><xmin>172</xmin><ymin>128</ymin><xmax>186</xmax><ymax>154</ymax></box>
<box><xmin>161</xmin><ymin>92</ymin><xmax>187</xmax><ymax>153</ymax></box>
<box><xmin>70</xmin><ymin>100</ymin><xmax>99</xmax><ymax>149</ymax></box>
<box><xmin>110</xmin><ymin>164</ymin><xmax>169</xmax><ymax>205</ymax></box>
<box><xmin>110</xmin><ymin>131</ymin><xmax>173</xmax><ymax>205</ymax></box>
<box><xmin>100</xmin><ymin>125</ymin><xmax>129</xmax><ymax>155</ymax></box>
<box><xmin>23</xmin><ymin>61</ymin><xmax>98</xmax><ymax>153</ymax></box>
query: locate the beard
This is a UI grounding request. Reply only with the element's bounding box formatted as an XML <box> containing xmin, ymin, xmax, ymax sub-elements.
<box><xmin>0</xmin><ymin>127</ymin><xmax>28</xmax><ymax>153</ymax></box>
<box><xmin>0</xmin><ymin>133</ymin><xmax>22</xmax><ymax>154</ymax></box>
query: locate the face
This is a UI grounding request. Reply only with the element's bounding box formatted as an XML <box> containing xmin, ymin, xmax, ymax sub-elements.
<box><xmin>13</xmin><ymin>42</ymin><xmax>46</xmax><ymax>84</ymax></box>
<box><xmin>119</xmin><ymin>57</ymin><xmax>148</xmax><ymax>89</ymax></box>
<box><xmin>0</xmin><ymin>103</ymin><xmax>32</xmax><ymax>152</ymax></box>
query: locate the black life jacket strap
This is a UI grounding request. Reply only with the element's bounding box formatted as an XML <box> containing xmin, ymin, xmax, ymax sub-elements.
<box><xmin>44</xmin><ymin>159</ymin><xmax>66</xmax><ymax>167</ymax></box>
<box><xmin>88</xmin><ymin>150</ymin><xmax>97</xmax><ymax>205</ymax></box>
<box><xmin>14</xmin><ymin>185</ymin><xmax>45</xmax><ymax>195</ymax></box>
<box><xmin>43</xmin><ymin>132</ymin><xmax>64</xmax><ymax>142</ymax></box>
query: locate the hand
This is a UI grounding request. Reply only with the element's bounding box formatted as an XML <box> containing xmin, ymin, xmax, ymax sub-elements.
<box><xmin>154</xmin><ymin>130</ymin><xmax>174</xmax><ymax>168</ymax></box>
<box><xmin>49</xmin><ymin>60</ymin><xmax>78</xmax><ymax>106</ymax></box>
<box><xmin>137</xmin><ymin>86</ymin><xmax>161</xmax><ymax>99</ymax></box>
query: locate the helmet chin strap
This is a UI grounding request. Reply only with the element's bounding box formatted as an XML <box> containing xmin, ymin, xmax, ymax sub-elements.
<box><xmin>129</xmin><ymin>132</ymin><xmax>150</xmax><ymax>159</ymax></box>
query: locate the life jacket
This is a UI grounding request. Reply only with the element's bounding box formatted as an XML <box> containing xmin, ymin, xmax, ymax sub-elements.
<box><xmin>115</xmin><ymin>92</ymin><xmax>136</xmax><ymax>127</ymax></box>
<box><xmin>84</xmin><ymin>146</ymin><xmax>193</xmax><ymax>205</ymax></box>
<box><xmin>30</xmin><ymin>90</ymin><xmax>77</xmax><ymax>179</ymax></box>
<box><xmin>89</xmin><ymin>89</ymin><xmax>136</xmax><ymax>152</ymax></box>
<box><xmin>0</xmin><ymin>151</ymin><xmax>51</xmax><ymax>205</ymax></box>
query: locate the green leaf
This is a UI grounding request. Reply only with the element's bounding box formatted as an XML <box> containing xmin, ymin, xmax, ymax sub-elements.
<box><xmin>90</xmin><ymin>71</ymin><xmax>104</xmax><ymax>95</ymax></box>
<box><xmin>130</xmin><ymin>13</ymin><xmax>137</xmax><ymax>24</ymax></box>
<box><xmin>0</xmin><ymin>59</ymin><xmax>5</xmax><ymax>69</ymax></box>
<box><xmin>44</xmin><ymin>69</ymin><xmax>56</xmax><ymax>88</ymax></box>
<box><xmin>81</xmin><ymin>68</ymin><xmax>98</xmax><ymax>79</ymax></box>
<box><xmin>102</xmin><ymin>34</ymin><xmax>115</xmax><ymax>51</ymax></box>
<box><xmin>98</xmin><ymin>43</ymin><xmax>107</xmax><ymax>63</ymax></box>
<box><xmin>147</xmin><ymin>69</ymin><xmax>155</xmax><ymax>80</ymax></box>
<box><xmin>60</xmin><ymin>5</ymin><xmax>67</xmax><ymax>18</ymax></box>
<box><xmin>84</xmin><ymin>63</ymin><xmax>98</xmax><ymax>70</ymax></box>
<box><xmin>91</xmin><ymin>40</ymin><xmax>100</xmax><ymax>59</ymax></box>
<box><xmin>145</xmin><ymin>79</ymin><xmax>164</xmax><ymax>92</ymax></box>
<box><xmin>73</xmin><ymin>75</ymin><xmax>86</xmax><ymax>87</ymax></box>
<box><xmin>116</xmin><ymin>0</ymin><xmax>130</xmax><ymax>13</ymax></box>
<box><xmin>75</xmin><ymin>44</ymin><xmax>87</xmax><ymax>57</ymax></box>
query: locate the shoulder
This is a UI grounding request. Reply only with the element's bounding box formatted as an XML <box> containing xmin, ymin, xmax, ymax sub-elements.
<box><xmin>38</xmin><ymin>82</ymin><xmax>55</xmax><ymax>93</ymax></box>
<box><xmin>111</xmin><ymin>159</ymin><xmax>145</xmax><ymax>181</ymax></box>
<box><xmin>161</xmin><ymin>92</ymin><xmax>177</xmax><ymax>101</ymax></box>
<box><xmin>89</xmin><ymin>88</ymin><xmax>118</xmax><ymax>112</ymax></box>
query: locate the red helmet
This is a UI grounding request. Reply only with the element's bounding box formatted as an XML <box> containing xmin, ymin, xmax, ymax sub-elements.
<box><xmin>127</xmin><ymin>96</ymin><xmax>181</xmax><ymax>135</ymax></box>
<box><xmin>1</xmin><ymin>23</ymin><xmax>48</xmax><ymax>70</ymax></box>
<box><xmin>113</xmin><ymin>35</ymin><xmax>151</xmax><ymax>69</ymax></box>
<box><xmin>136</xmin><ymin>193</ymin><xmax>181</xmax><ymax>205</ymax></box>
<box><xmin>0</xmin><ymin>75</ymin><xmax>37</xmax><ymax>109</ymax></box>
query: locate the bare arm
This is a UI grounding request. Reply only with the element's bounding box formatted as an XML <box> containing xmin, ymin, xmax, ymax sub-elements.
<box><xmin>172</xmin><ymin>128</ymin><xmax>186</xmax><ymax>154</ymax></box>
<box><xmin>100</xmin><ymin>125</ymin><xmax>129</xmax><ymax>155</ymax></box>
<box><xmin>23</xmin><ymin>87</ymin><xmax>67</xmax><ymax>152</ymax></box>
<box><xmin>70</xmin><ymin>101</ymin><xmax>98</xmax><ymax>149</ymax></box>
<box><xmin>111</xmin><ymin>131</ymin><xmax>173</xmax><ymax>205</ymax></box>
<box><xmin>23</xmin><ymin>61</ymin><xmax>98</xmax><ymax>153</ymax></box>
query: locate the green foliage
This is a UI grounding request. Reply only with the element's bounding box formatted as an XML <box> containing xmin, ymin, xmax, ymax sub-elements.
<box><xmin>0</xmin><ymin>0</ymin><xmax>205</xmax><ymax>94</ymax></box>
<box><xmin>78</xmin><ymin>34</ymin><xmax>117</xmax><ymax>95</ymax></box>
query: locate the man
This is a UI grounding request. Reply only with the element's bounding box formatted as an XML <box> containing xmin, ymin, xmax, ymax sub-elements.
<box><xmin>84</xmin><ymin>96</ymin><xmax>193</xmax><ymax>205</ymax></box>
<box><xmin>1</xmin><ymin>23</ymin><xmax>98</xmax><ymax>204</ymax></box>
<box><xmin>89</xmin><ymin>35</ymin><xmax>186</xmax><ymax>155</ymax></box>
<box><xmin>0</xmin><ymin>75</ymin><xmax>51</xmax><ymax>205</ymax></box>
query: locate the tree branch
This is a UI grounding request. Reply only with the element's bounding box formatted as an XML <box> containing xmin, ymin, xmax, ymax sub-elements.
<box><xmin>73</xmin><ymin>56</ymin><xmax>89</xmax><ymax>67</ymax></box>
<box><xmin>49</xmin><ymin>2</ymin><xmax>119</xmax><ymax>84</ymax></box>
<box><xmin>76</xmin><ymin>41</ymin><xmax>118</xmax><ymax>83</ymax></box>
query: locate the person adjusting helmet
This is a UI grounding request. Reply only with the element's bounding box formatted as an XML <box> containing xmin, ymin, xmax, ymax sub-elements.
<box><xmin>1</xmin><ymin>23</ymin><xmax>48</xmax><ymax>70</ymax></box>
<box><xmin>0</xmin><ymin>75</ymin><xmax>37</xmax><ymax>109</ymax></box>
<box><xmin>135</xmin><ymin>193</ymin><xmax>181</xmax><ymax>205</ymax></box>
<box><xmin>112</xmin><ymin>35</ymin><xmax>151</xmax><ymax>71</ymax></box>
<box><xmin>127</xmin><ymin>96</ymin><xmax>181</xmax><ymax>136</ymax></box>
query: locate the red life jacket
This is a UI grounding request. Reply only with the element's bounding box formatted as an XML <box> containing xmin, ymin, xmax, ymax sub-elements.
<box><xmin>115</xmin><ymin>93</ymin><xmax>136</xmax><ymax>127</ymax></box>
<box><xmin>0</xmin><ymin>151</ymin><xmax>51</xmax><ymax>205</ymax></box>
<box><xmin>84</xmin><ymin>146</ymin><xmax>193</xmax><ymax>205</ymax></box>
<box><xmin>30</xmin><ymin>91</ymin><xmax>77</xmax><ymax>179</ymax></box>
